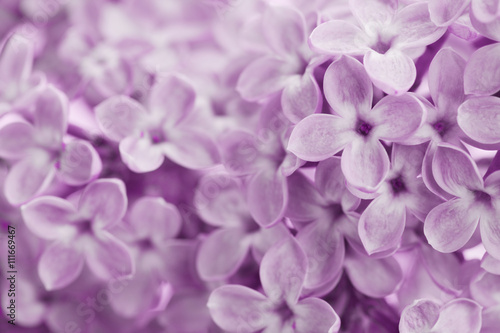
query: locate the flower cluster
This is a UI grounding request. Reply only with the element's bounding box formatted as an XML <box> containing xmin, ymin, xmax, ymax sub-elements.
<box><xmin>0</xmin><ymin>0</ymin><xmax>499</xmax><ymax>332</ymax></box>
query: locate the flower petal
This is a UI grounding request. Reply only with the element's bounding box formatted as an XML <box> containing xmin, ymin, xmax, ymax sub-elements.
<box><xmin>57</xmin><ymin>140</ymin><xmax>102</xmax><ymax>186</ymax></box>
<box><xmin>428</xmin><ymin>48</ymin><xmax>466</xmax><ymax>113</ymax></box>
<box><xmin>285</xmin><ymin>171</ymin><xmax>325</xmax><ymax>223</ymax></box>
<box><xmin>247</xmin><ymin>169</ymin><xmax>287</xmax><ymax>227</ymax></box>
<box><xmin>429</xmin><ymin>0</ymin><xmax>471</xmax><ymax>26</ymax></box>
<box><xmin>33</xmin><ymin>86</ymin><xmax>68</xmax><ymax>149</ymax></box>
<box><xmin>323</xmin><ymin>55</ymin><xmax>373</xmax><ymax>118</ymax></box>
<box><xmin>349</xmin><ymin>0</ymin><xmax>398</xmax><ymax>26</ymax></box>
<box><xmin>287</xmin><ymin>114</ymin><xmax>353</xmax><ymax>162</ymax></box>
<box><xmin>163</xmin><ymin>130</ymin><xmax>220</xmax><ymax>169</ymax></box>
<box><xmin>260</xmin><ymin>238</ymin><xmax>307</xmax><ymax>304</ymax></box>
<box><xmin>196</xmin><ymin>228</ymin><xmax>250</xmax><ymax>281</ymax></box>
<box><xmin>293</xmin><ymin>298</ymin><xmax>341</xmax><ymax>333</ymax></box>
<box><xmin>95</xmin><ymin>95</ymin><xmax>146</xmax><ymax>142</ymax></box>
<box><xmin>470</xmin><ymin>271</ymin><xmax>500</xmax><ymax>307</ymax></box>
<box><xmin>363</xmin><ymin>49</ymin><xmax>416</xmax><ymax>95</ymax></box>
<box><xmin>432</xmin><ymin>144</ymin><xmax>484</xmax><ymax>197</ymax></box>
<box><xmin>458</xmin><ymin>97</ymin><xmax>500</xmax><ymax>145</ymax></box>
<box><xmin>281</xmin><ymin>74</ymin><xmax>322</xmax><ymax>124</ymax></box>
<box><xmin>149</xmin><ymin>75</ymin><xmax>195</xmax><ymax>125</ymax></box>
<box><xmin>0</xmin><ymin>34</ymin><xmax>33</xmax><ymax>101</ymax></box>
<box><xmin>344</xmin><ymin>248</ymin><xmax>403</xmax><ymax>298</ymax></box>
<box><xmin>399</xmin><ymin>299</ymin><xmax>440</xmax><ymax>333</ymax></box>
<box><xmin>85</xmin><ymin>232</ymin><xmax>134</xmax><ymax>280</ymax></box>
<box><xmin>431</xmin><ymin>299</ymin><xmax>482</xmax><ymax>333</ymax></box>
<box><xmin>424</xmin><ymin>199</ymin><xmax>479</xmax><ymax>253</ymax></box>
<box><xmin>471</xmin><ymin>0</ymin><xmax>500</xmax><ymax>23</ymax></box>
<box><xmin>480</xmin><ymin>208</ymin><xmax>500</xmax><ymax>260</ymax></box>
<box><xmin>463</xmin><ymin>43</ymin><xmax>500</xmax><ymax>96</ymax></box>
<box><xmin>470</xmin><ymin>9</ymin><xmax>500</xmax><ymax>41</ymax></box>
<box><xmin>119</xmin><ymin>135</ymin><xmax>164</xmax><ymax>173</ymax></box>
<box><xmin>219</xmin><ymin>131</ymin><xmax>260</xmax><ymax>176</ymax></box>
<box><xmin>0</xmin><ymin>113</ymin><xmax>34</xmax><ymax>159</ymax></box>
<box><xmin>251</xmin><ymin>223</ymin><xmax>291</xmax><ymax>263</ymax></box>
<box><xmin>309</xmin><ymin>20</ymin><xmax>369</xmax><ymax>55</ymax></box>
<box><xmin>78</xmin><ymin>179</ymin><xmax>128</xmax><ymax>229</ymax></box>
<box><xmin>481</xmin><ymin>253</ymin><xmax>500</xmax><ymax>274</ymax></box>
<box><xmin>38</xmin><ymin>242</ymin><xmax>84</xmax><ymax>291</ymax></box>
<box><xmin>359</xmin><ymin>195</ymin><xmax>406</xmax><ymax>255</ymax></box>
<box><xmin>207</xmin><ymin>285</ymin><xmax>269</xmax><ymax>333</ymax></box>
<box><xmin>262</xmin><ymin>5</ymin><xmax>306</xmax><ymax>56</ymax></box>
<box><xmin>341</xmin><ymin>139</ymin><xmax>389</xmax><ymax>191</ymax></box>
<box><xmin>370</xmin><ymin>93</ymin><xmax>424</xmax><ymax>141</ymax></box>
<box><xmin>21</xmin><ymin>196</ymin><xmax>77</xmax><ymax>240</ymax></box>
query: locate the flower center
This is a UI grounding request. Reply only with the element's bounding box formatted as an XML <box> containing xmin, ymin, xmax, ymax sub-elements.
<box><xmin>474</xmin><ymin>190</ymin><xmax>492</xmax><ymax>206</ymax></box>
<box><xmin>356</xmin><ymin>121</ymin><xmax>373</xmax><ymax>137</ymax></box>
<box><xmin>136</xmin><ymin>237</ymin><xmax>155</xmax><ymax>250</ymax></box>
<box><xmin>433</xmin><ymin>121</ymin><xmax>447</xmax><ymax>136</ymax></box>
<box><xmin>76</xmin><ymin>220</ymin><xmax>93</xmax><ymax>235</ymax></box>
<box><xmin>390</xmin><ymin>176</ymin><xmax>406</xmax><ymax>194</ymax></box>
<box><xmin>274</xmin><ymin>301</ymin><xmax>294</xmax><ymax>322</ymax></box>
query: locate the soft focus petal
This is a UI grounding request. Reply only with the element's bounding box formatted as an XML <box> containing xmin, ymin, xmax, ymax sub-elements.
<box><xmin>293</xmin><ymin>298</ymin><xmax>341</xmax><ymax>333</ymax></box>
<box><xmin>429</xmin><ymin>0</ymin><xmax>471</xmax><ymax>26</ymax></box>
<box><xmin>349</xmin><ymin>0</ymin><xmax>398</xmax><ymax>26</ymax></box>
<box><xmin>95</xmin><ymin>95</ymin><xmax>146</xmax><ymax>142</ymax></box>
<box><xmin>463</xmin><ymin>43</ymin><xmax>500</xmax><ymax>95</ymax></box>
<box><xmin>287</xmin><ymin>114</ymin><xmax>353</xmax><ymax>161</ymax></box>
<box><xmin>470</xmin><ymin>271</ymin><xmax>500</xmax><ymax>307</ymax></box>
<box><xmin>219</xmin><ymin>131</ymin><xmax>260</xmax><ymax>176</ymax></box>
<box><xmin>470</xmin><ymin>9</ymin><xmax>500</xmax><ymax>41</ymax></box>
<box><xmin>428</xmin><ymin>48</ymin><xmax>466</xmax><ymax>113</ymax></box>
<box><xmin>285</xmin><ymin>171</ymin><xmax>325</xmax><ymax>222</ymax></box>
<box><xmin>370</xmin><ymin>93</ymin><xmax>424</xmax><ymax>141</ymax></box>
<box><xmin>0</xmin><ymin>34</ymin><xmax>33</xmax><ymax>101</ymax></box>
<box><xmin>424</xmin><ymin>199</ymin><xmax>479</xmax><ymax>253</ymax></box>
<box><xmin>207</xmin><ymin>285</ymin><xmax>269</xmax><ymax>333</ymax></box>
<box><xmin>21</xmin><ymin>196</ymin><xmax>77</xmax><ymax>240</ymax></box>
<box><xmin>482</xmin><ymin>305</ymin><xmax>500</xmax><ymax>333</ymax></box>
<box><xmin>33</xmin><ymin>86</ymin><xmax>68</xmax><ymax>149</ymax></box>
<box><xmin>119</xmin><ymin>135</ymin><xmax>164</xmax><ymax>173</ymax></box>
<box><xmin>58</xmin><ymin>140</ymin><xmax>102</xmax><ymax>186</ymax></box>
<box><xmin>323</xmin><ymin>55</ymin><xmax>373</xmax><ymax>118</ymax></box>
<box><xmin>251</xmin><ymin>223</ymin><xmax>291</xmax><ymax>263</ymax></box>
<box><xmin>458</xmin><ymin>97</ymin><xmax>500</xmax><ymax>145</ymax></box>
<box><xmin>247</xmin><ymin>169</ymin><xmax>287</xmax><ymax>227</ymax></box>
<box><xmin>309</xmin><ymin>20</ymin><xmax>369</xmax><ymax>55</ymax></box>
<box><xmin>260</xmin><ymin>238</ymin><xmax>307</xmax><ymax>304</ymax></box>
<box><xmin>38</xmin><ymin>242</ymin><xmax>84</xmax><ymax>291</ymax></box>
<box><xmin>262</xmin><ymin>5</ymin><xmax>306</xmax><ymax>56</ymax></box>
<box><xmin>399</xmin><ymin>299</ymin><xmax>440</xmax><ymax>333</ymax></box>
<box><xmin>480</xmin><ymin>208</ymin><xmax>500</xmax><ymax>260</ymax></box>
<box><xmin>481</xmin><ymin>253</ymin><xmax>500</xmax><ymax>274</ymax></box>
<box><xmin>341</xmin><ymin>139</ymin><xmax>389</xmax><ymax>191</ymax></box>
<box><xmin>281</xmin><ymin>74</ymin><xmax>322</xmax><ymax>124</ymax></box>
<box><xmin>163</xmin><ymin>130</ymin><xmax>220</xmax><ymax>169</ymax></box>
<box><xmin>363</xmin><ymin>49</ymin><xmax>416</xmax><ymax>95</ymax></box>
<box><xmin>431</xmin><ymin>299</ymin><xmax>482</xmax><ymax>333</ymax></box>
<box><xmin>78</xmin><ymin>179</ymin><xmax>128</xmax><ymax>229</ymax></box>
<box><xmin>315</xmin><ymin>156</ymin><xmax>346</xmax><ymax>203</ymax></box>
<box><xmin>0</xmin><ymin>113</ymin><xmax>34</xmax><ymax>159</ymax></box>
<box><xmin>471</xmin><ymin>0</ymin><xmax>500</xmax><ymax>23</ymax></box>
<box><xmin>432</xmin><ymin>144</ymin><xmax>484</xmax><ymax>197</ymax></box>
<box><xmin>196</xmin><ymin>228</ymin><xmax>249</xmax><ymax>281</ymax></box>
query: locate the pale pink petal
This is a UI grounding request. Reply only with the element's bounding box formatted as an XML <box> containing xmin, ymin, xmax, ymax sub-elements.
<box><xmin>480</xmin><ymin>208</ymin><xmax>500</xmax><ymax>260</ymax></box>
<box><xmin>341</xmin><ymin>139</ymin><xmax>390</xmax><ymax>191</ymax></box>
<box><xmin>219</xmin><ymin>131</ymin><xmax>260</xmax><ymax>176</ymax></box>
<box><xmin>428</xmin><ymin>48</ymin><xmax>466</xmax><ymax>112</ymax></box>
<box><xmin>95</xmin><ymin>95</ymin><xmax>146</xmax><ymax>142</ymax></box>
<box><xmin>323</xmin><ymin>55</ymin><xmax>373</xmax><ymax>118</ymax></box>
<box><xmin>0</xmin><ymin>113</ymin><xmax>34</xmax><ymax>159</ymax></box>
<box><xmin>207</xmin><ymin>285</ymin><xmax>269</xmax><ymax>333</ymax></box>
<box><xmin>470</xmin><ymin>271</ymin><xmax>500</xmax><ymax>307</ymax></box>
<box><xmin>129</xmin><ymin>197</ymin><xmax>181</xmax><ymax>241</ymax></box>
<box><xmin>471</xmin><ymin>0</ymin><xmax>500</xmax><ymax>23</ymax></box>
<box><xmin>309</xmin><ymin>20</ymin><xmax>370</xmax><ymax>55</ymax></box>
<box><xmin>119</xmin><ymin>135</ymin><xmax>164</xmax><ymax>173</ymax></box>
<box><xmin>363</xmin><ymin>49</ymin><xmax>416</xmax><ymax>95</ymax></box>
<box><xmin>285</xmin><ymin>171</ymin><xmax>325</xmax><ymax>222</ymax></box>
<box><xmin>163</xmin><ymin>130</ymin><xmax>220</xmax><ymax>169</ymax></box>
<box><xmin>281</xmin><ymin>74</ymin><xmax>322</xmax><ymax>124</ymax></box>
<box><xmin>392</xmin><ymin>2</ymin><xmax>447</xmax><ymax>48</ymax></box>
<box><xmin>482</xmin><ymin>305</ymin><xmax>500</xmax><ymax>333</ymax></box>
<box><xmin>287</xmin><ymin>114</ymin><xmax>353</xmax><ymax>162</ymax></box>
<box><xmin>359</xmin><ymin>195</ymin><xmax>406</xmax><ymax>255</ymax></box>
<box><xmin>481</xmin><ymin>253</ymin><xmax>500</xmax><ymax>274</ymax></box>
<box><xmin>485</xmin><ymin>170</ymin><xmax>500</xmax><ymax>197</ymax></box>
<box><xmin>57</xmin><ymin>140</ymin><xmax>102</xmax><ymax>186</ymax></box>
<box><xmin>0</xmin><ymin>35</ymin><xmax>33</xmax><ymax>101</ymax></box>
<box><xmin>422</xmin><ymin>142</ymin><xmax>454</xmax><ymax>200</ymax></box>
<box><xmin>399</xmin><ymin>299</ymin><xmax>440</xmax><ymax>333</ymax></box>
<box><xmin>464</xmin><ymin>43</ymin><xmax>500</xmax><ymax>95</ymax></box>
<box><xmin>370</xmin><ymin>93</ymin><xmax>424</xmax><ymax>141</ymax></box>
<box><xmin>293</xmin><ymin>298</ymin><xmax>340</xmax><ymax>333</ymax></box>
<box><xmin>470</xmin><ymin>9</ymin><xmax>500</xmax><ymax>41</ymax></box>
<box><xmin>4</xmin><ymin>150</ymin><xmax>55</xmax><ymax>205</ymax></box>
<box><xmin>431</xmin><ymin>299</ymin><xmax>482</xmax><ymax>333</ymax></box>
<box><xmin>149</xmin><ymin>75</ymin><xmax>196</xmax><ymax>125</ymax></box>
<box><xmin>458</xmin><ymin>97</ymin><xmax>500</xmax><ymax>145</ymax></box>
<box><xmin>251</xmin><ymin>223</ymin><xmax>291</xmax><ymax>263</ymax></box>
<box><xmin>85</xmin><ymin>232</ymin><xmax>134</xmax><ymax>280</ymax></box>
<box><xmin>78</xmin><ymin>179</ymin><xmax>128</xmax><ymax>229</ymax></box>
<box><xmin>349</xmin><ymin>0</ymin><xmax>398</xmax><ymax>26</ymax></box>
<box><xmin>237</xmin><ymin>56</ymin><xmax>293</xmax><ymax>101</ymax></box>
<box><xmin>21</xmin><ymin>196</ymin><xmax>77</xmax><ymax>240</ymax></box>
<box><xmin>424</xmin><ymin>199</ymin><xmax>479</xmax><ymax>253</ymax></box>
<box><xmin>260</xmin><ymin>238</ymin><xmax>307</xmax><ymax>304</ymax></box>
<box><xmin>38</xmin><ymin>242</ymin><xmax>84</xmax><ymax>291</ymax></box>
<box><xmin>429</xmin><ymin>0</ymin><xmax>471</xmax><ymax>26</ymax></box>
<box><xmin>196</xmin><ymin>228</ymin><xmax>250</xmax><ymax>281</ymax></box>
<box><xmin>420</xmin><ymin>244</ymin><xmax>463</xmax><ymax>294</ymax></box>
<box><xmin>432</xmin><ymin>144</ymin><xmax>484</xmax><ymax>197</ymax></box>
<box><xmin>315</xmin><ymin>156</ymin><xmax>345</xmax><ymax>203</ymax></box>
<box><xmin>344</xmin><ymin>249</ymin><xmax>403</xmax><ymax>297</ymax></box>
<box><xmin>262</xmin><ymin>5</ymin><xmax>306</xmax><ymax>56</ymax></box>
<box><xmin>247</xmin><ymin>170</ymin><xmax>287</xmax><ymax>227</ymax></box>
<box><xmin>33</xmin><ymin>86</ymin><xmax>68</xmax><ymax>149</ymax></box>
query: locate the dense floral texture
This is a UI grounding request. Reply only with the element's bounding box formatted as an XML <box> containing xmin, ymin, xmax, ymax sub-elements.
<box><xmin>0</xmin><ymin>1</ymin><xmax>499</xmax><ymax>333</ymax></box>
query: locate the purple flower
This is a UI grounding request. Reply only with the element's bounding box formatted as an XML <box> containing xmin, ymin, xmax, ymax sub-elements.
<box><xmin>207</xmin><ymin>238</ymin><xmax>341</xmax><ymax>333</ymax></box>
<box><xmin>21</xmin><ymin>179</ymin><xmax>133</xmax><ymax>290</ymax></box>
<box><xmin>288</xmin><ymin>55</ymin><xmax>424</xmax><ymax>192</ymax></box>
<box><xmin>309</xmin><ymin>0</ymin><xmax>446</xmax><ymax>94</ymax></box>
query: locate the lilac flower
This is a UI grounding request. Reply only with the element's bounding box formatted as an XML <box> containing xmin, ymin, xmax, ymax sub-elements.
<box><xmin>21</xmin><ymin>179</ymin><xmax>133</xmax><ymax>290</ymax></box>
<box><xmin>471</xmin><ymin>0</ymin><xmax>500</xmax><ymax>23</ymax></box>
<box><xmin>424</xmin><ymin>144</ymin><xmax>500</xmax><ymax>260</ymax></box>
<box><xmin>288</xmin><ymin>55</ymin><xmax>424</xmax><ymax>192</ymax></box>
<box><xmin>207</xmin><ymin>238</ymin><xmax>341</xmax><ymax>333</ymax></box>
<box><xmin>399</xmin><ymin>298</ymin><xmax>482</xmax><ymax>333</ymax></box>
<box><xmin>95</xmin><ymin>74</ymin><xmax>220</xmax><ymax>172</ymax></box>
<box><xmin>309</xmin><ymin>0</ymin><xmax>446</xmax><ymax>94</ymax></box>
<box><xmin>0</xmin><ymin>85</ymin><xmax>102</xmax><ymax>205</ymax></box>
